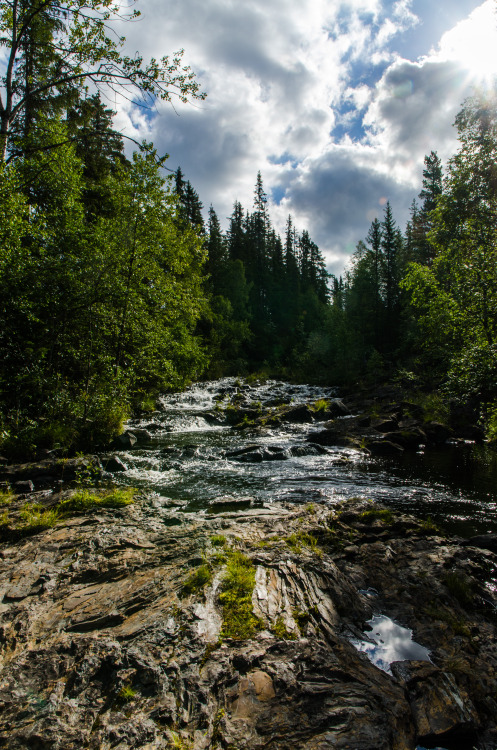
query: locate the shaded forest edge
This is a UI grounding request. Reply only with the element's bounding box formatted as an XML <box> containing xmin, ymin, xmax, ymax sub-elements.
<box><xmin>1</xmin><ymin>3</ymin><xmax>497</xmax><ymax>461</ymax></box>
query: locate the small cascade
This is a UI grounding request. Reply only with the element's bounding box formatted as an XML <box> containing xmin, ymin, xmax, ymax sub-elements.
<box><xmin>102</xmin><ymin>378</ymin><xmax>497</xmax><ymax>535</ymax></box>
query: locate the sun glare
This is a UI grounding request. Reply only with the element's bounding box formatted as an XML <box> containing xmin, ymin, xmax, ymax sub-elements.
<box><xmin>435</xmin><ymin>1</ymin><xmax>497</xmax><ymax>85</ymax></box>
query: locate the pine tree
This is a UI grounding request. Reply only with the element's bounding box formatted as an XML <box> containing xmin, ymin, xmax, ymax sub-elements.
<box><xmin>205</xmin><ymin>206</ymin><xmax>227</xmax><ymax>293</ymax></box>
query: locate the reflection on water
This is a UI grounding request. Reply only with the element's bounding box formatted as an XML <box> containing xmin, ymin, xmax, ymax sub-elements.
<box><xmin>109</xmin><ymin>378</ymin><xmax>497</xmax><ymax>537</ymax></box>
<box><xmin>351</xmin><ymin>615</ymin><xmax>431</xmax><ymax>675</ymax></box>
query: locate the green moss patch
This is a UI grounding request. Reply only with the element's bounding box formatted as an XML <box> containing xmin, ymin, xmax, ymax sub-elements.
<box><xmin>180</xmin><ymin>564</ymin><xmax>213</xmax><ymax>598</ymax></box>
<box><xmin>271</xmin><ymin>616</ymin><xmax>297</xmax><ymax>640</ymax></box>
<box><xmin>219</xmin><ymin>551</ymin><xmax>262</xmax><ymax>639</ymax></box>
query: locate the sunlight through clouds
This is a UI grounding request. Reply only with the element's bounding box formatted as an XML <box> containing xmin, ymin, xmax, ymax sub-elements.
<box><xmin>113</xmin><ymin>0</ymin><xmax>495</xmax><ymax>277</ymax></box>
<box><xmin>432</xmin><ymin>0</ymin><xmax>497</xmax><ymax>85</ymax></box>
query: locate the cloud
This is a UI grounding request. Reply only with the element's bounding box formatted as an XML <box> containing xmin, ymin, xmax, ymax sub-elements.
<box><xmin>272</xmin><ymin>145</ymin><xmax>415</xmax><ymax>277</ymax></box>
<box><xmin>109</xmin><ymin>0</ymin><xmax>493</xmax><ymax>276</ymax></box>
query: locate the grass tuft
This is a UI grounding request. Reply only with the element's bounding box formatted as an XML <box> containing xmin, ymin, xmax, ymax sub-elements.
<box><xmin>286</xmin><ymin>531</ymin><xmax>320</xmax><ymax>554</ymax></box>
<box><xmin>311</xmin><ymin>399</ymin><xmax>330</xmax><ymax>413</ymax></box>
<box><xmin>359</xmin><ymin>508</ymin><xmax>393</xmax><ymax>524</ymax></box>
<box><xmin>180</xmin><ymin>564</ymin><xmax>213</xmax><ymax>598</ymax></box>
<box><xmin>0</xmin><ymin>488</ymin><xmax>14</xmax><ymax>506</ymax></box>
<box><xmin>58</xmin><ymin>487</ymin><xmax>136</xmax><ymax>513</ymax></box>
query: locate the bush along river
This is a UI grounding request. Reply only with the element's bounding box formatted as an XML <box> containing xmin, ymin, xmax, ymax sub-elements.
<box><xmin>1</xmin><ymin>378</ymin><xmax>497</xmax><ymax>749</ymax></box>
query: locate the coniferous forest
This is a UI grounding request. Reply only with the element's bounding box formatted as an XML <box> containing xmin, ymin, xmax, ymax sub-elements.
<box><xmin>1</xmin><ymin>2</ymin><xmax>497</xmax><ymax>459</ymax></box>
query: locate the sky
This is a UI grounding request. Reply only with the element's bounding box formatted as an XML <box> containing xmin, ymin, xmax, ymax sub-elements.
<box><xmin>8</xmin><ymin>0</ymin><xmax>497</xmax><ymax>277</ymax></box>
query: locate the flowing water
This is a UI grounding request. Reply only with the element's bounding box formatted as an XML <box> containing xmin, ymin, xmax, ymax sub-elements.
<box><xmin>109</xmin><ymin>378</ymin><xmax>497</xmax><ymax>537</ymax></box>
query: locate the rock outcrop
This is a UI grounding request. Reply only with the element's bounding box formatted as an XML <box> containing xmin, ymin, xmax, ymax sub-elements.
<box><xmin>1</xmin><ymin>494</ymin><xmax>497</xmax><ymax>749</ymax></box>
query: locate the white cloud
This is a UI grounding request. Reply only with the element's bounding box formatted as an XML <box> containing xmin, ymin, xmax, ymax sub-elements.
<box><xmin>109</xmin><ymin>0</ymin><xmax>495</xmax><ymax>276</ymax></box>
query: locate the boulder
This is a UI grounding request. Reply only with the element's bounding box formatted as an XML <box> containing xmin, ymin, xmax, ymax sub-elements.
<box><xmin>390</xmin><ymin>661</ymin><xmax>479</xmax><ymax>747</ymax></box>
<box><xmin>366</xmin><ymin>439</ymin><xmax>404</xmax><ymax>455</ymax></box>
<box><xmin>306</xmin><ymin>428</ymin><xmax>346</xmax><ymax>446</ymax></box>
<box><xmin>14</xmin><ymin>479</ymin><xmax>35</xmax><ymax>494</ymax></box>
<box><xmin>279</xmin><ymin>405</ymin><xmax>314</xmax><ymax>424</ymax></box>
<box><xmin>382</xmin><ymin>428</ymin><xmax>426</xmax><ymax>449</ymax></box>
<box><xmin>463</xmin><ymin>534</ymin><xmax>497</xmax><ymax>552</ymax></box>
<box><xmin>422</xmin><ymin>422</ymin><xmax>453</xmax><ymax>445</ymax></box>
<box><xmin>373</xmin><ymin>418</ymin><xmax>399</xmax><ymax>433</ymax></box>
<box><xmin>288</xmin><ymin>444</ymin><xmax>327</xmax><ymax>458</ymax></box>
<box><xmin>103</xmin><ymin>455</ymin><xmax>128</xmax><ymax>473</ymax></box>
<box><xmin>326</xmin><ymin>398</ymin><xmax>350</xmax><ymax>417</ymax></box>
<box><xmin>454</xmin><ymin>424</ymin><xmax>485</xmax><ymax>442</ymax></box>
<box><xmin>113</xmin><ymin>431</ymin><xmax>137</xmax><ymax>449</ymax></box>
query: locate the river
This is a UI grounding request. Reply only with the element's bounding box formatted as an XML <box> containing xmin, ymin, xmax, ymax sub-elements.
<box><xmin>108</xmin><ymin>377</ymin><xmax>497</xmax><ymax>538</ymax></box>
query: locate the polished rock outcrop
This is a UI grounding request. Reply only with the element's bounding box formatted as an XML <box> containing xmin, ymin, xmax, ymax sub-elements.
<box><xmin>0</xmin><ymin>495</ymin><xmax>496</xmax><ymax>749</ymax></box>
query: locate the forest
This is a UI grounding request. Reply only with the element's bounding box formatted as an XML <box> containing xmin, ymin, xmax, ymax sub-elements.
<box><xmin>1</xmin><ymin>1</ymin><xmax>497</xmax><ymax>458</ymax></box>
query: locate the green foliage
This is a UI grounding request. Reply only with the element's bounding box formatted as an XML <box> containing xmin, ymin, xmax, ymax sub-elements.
<box><xmin>286</xmin><ymin>531</ymin><xmax>320</xmax><ymax>553</ymax></box>
<box><xmin>486</xmin><ymin>403</ymin><xmax>497</xmax><ymax>443</ymax></box>
<box><xmin>0</xmin><ymin>1</ymin><xmax>205</xmax><ymax>162</ymax></box>
<box><xmin>58</xmin><ymin>487</ymin><xmax>136</xmax><ymax>513</ymax></box>
<box><xmin>0</xmin><ymin>131</ymin><xmax>207</xmax><ymax>457</ymax></box>
<box><xmin>180</xmin><ymin>564</ymin><xmax>213</xmax><ymax>598</ymax></box>
<box><xmin>359</xmin><ymin>508</ymin><xmax>393</xmax><ymax>524</ymax></box>
<box><xmin>219</xmin><ymin>551</ymin><xmax>262</xmax><ymax>639</ymax></box>
<box><xmin>271</xmin><ymin>616</ymin><xmax>297</xmax><ymax>640</ymax></box>
<box><xmin>401</xmin><ymin>91</ymin><xmax>497</xmax><ymax>404</ymax></box>
<box><xmin>19</xmin><ymin>503</ymin><xmax>60</xmax><ymax>530</ymax></box>
<box><xmin>412</xmin><ymin>392</ymin><xmax>449</xmax><ymax>423</ymax></box>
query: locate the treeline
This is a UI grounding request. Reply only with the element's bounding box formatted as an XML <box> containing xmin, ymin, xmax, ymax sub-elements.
<box><xmin>1</xmin><ymin>3</ymin><xmax>496</xmax><ymax>457</ymax></box>
<box><xmin>295</xmin><ymin>90</ymin><xmax>497</xmax><ymax>433</ymax></box>
<box><xmin>0</xmin><ymin>1</ymin><xmax>208</xmax><ymax>457</ymax></box>
<box><xmin>174</xmin><ymin>170</ymin><xmax>329</xmax><ymax>375</ymax></box>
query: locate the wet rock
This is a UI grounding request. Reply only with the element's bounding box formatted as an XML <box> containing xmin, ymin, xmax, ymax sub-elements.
<box><xmin>225</xmin><ymin>408</ymin><xmax>261</xmax><ymax>425</ymax></box>
<box><xmin>226</xmin><ymin>445</ymin><xmax>291</xmax><ymax>462</ymax></box>
<box><xmin>373</xmin><ymin>418</ymin><xmax>399</xmax><ymax>433</ymax></box>
<box><xmin>463</xmin><ymin>534</ymin><xmax>497</xmax><ymax>552</ymax></box>
<box><xmin>288</xmin><ymin>444</ymin><xmax>327</xmax><ymax>458</ymax></box>
<box><xmin>203</xmin><ymin>411</ymin><xmax>227</xmax><ymax>425</ymax></box>
<box><xmin>366</xmin><ymin>440</ymin><xmax>405</xmax><ymax>455</ymax></box>
<box><xmin>13</xmin><ymin>479</ymin><xmax>35</xmax><ymax>494</ymax></box>
<box><xmin>141</xmin><ymin>422</ymin><xmax>162</xmax><ymax>432</ymax></box>
<box><xmin>422</xmin><ymin>422</ymin><xmax>453</xmax><ymax>445</ymax></box>
<box><xmin>128</xmin><ymin>428</ymin><xmax>153</xmax><ymax>443</ymax></box>
<box><xmin>305</xmin><ymin>427</ymin><xmax>343</xmax><ymax>446</ymax></box>
<box><xmin>225</xmin><ymin>445</ymin><xmax>261</xmax><ymax>458</ymax></box>
<box><xmin>208</xmin><ymin>496</ymin><xmax>253</xmax><ymax>512</ymax></box>
<box><xmin>326</xmin><ymin>398</ymin><xmax>350</xmax><ymax>417</ymax></box>
<box><xmin>103</xmin><ymin>455</ymin><xmax>128</xmax><ymax>473</ymax></box>
<box><xmin>454</xmin><ymin>424</ymin><xmax>485</xmax><ymax>442</ymax></box>
<box><xmin>390</xmin><ymin>661</ymin><xmax>479</xmax><ymax>747</ymax></box>
<box><xmin>382</xmin><ymin>428</ymin><xmax>427</xmax><ymax>449</ymax></box>
<box><xmin>279</xmin><ymin>405</ymin><xmax>315</xmax><ymax>424</ymax></box>
<box><xmin>113</xmin><ymin>431</ymin><xmax>138</xmax><ymax>448</ymax></box>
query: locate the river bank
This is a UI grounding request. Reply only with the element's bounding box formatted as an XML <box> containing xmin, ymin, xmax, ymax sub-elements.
<box><xmin>0</xmin><ymin>494</ymin><xmax>497</xmax><ymax>749</ymax></box>
<box><xmin>2</xmin><ymin>378</ymin><xmax>497</xmax><ymax>749</ymax></box>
